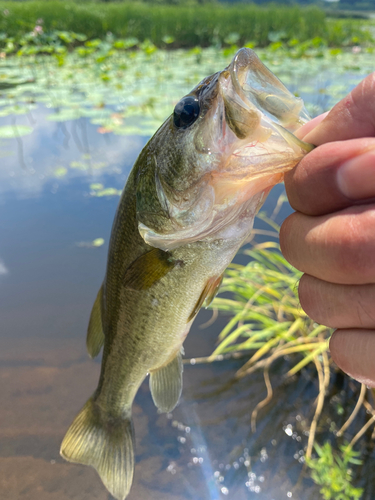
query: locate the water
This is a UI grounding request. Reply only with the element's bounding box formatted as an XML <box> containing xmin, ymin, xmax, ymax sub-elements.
<box><xmin>1</xmin><ymin>50</ymin><xmax>374</xmax><ymax>500</ymax></box>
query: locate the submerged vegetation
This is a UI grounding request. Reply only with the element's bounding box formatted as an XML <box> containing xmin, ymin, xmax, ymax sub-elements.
<box><xmin>307</xmin><ymin>443</ymin><xmax>364</xmax><ymax>500</ymax></box>
<box><xmin>203</xmin><ymin>207</ymin><xmax>375</xmax><ymax>499</ymax></box>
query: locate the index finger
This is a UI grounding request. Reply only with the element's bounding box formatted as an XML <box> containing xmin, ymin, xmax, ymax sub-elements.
<box><xmin>294</xmin><ymin>112</ymin><xmax>328</xmax><ymax>140</ymax></box>
<box><xmin>284</xmin><ymin>137</ymin><xmax>375</xmax><ymax>216</ymax></box>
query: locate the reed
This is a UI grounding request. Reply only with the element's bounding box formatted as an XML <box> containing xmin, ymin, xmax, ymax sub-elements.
<box><xmin>0</xmin><ymin>2</ymin><xmax>328</xmax><ymax>47</ymax></box>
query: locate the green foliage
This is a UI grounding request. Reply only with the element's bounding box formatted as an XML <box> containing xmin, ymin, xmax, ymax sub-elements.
<box><xmin>0</xmin><ymin>3</ymin><xmax>372</xmax><ymax>53</ymax></box>
<box><xmin>0</xmin><ymin>2</ymin><xmax>331</xmax><ymax>48</ymax></box>
<box><xmin>0</xmin><ymin>124</ymin><xmax>33</xmax><ymax>137</ymax></box>
<box><xmin>210</xmin><ymin>211</ymin><xmax>372</xmax><ymax>498</ymax></box>
<box><xmin>327</xmin><ymin>18</ymin><xmax>375</xmax><ymax>47</ymax></box>
<box><xmin>210</xmin><ymin>228</ymin><xmax>331</xmax><ymax>377</ymax></box>
<box><xmin>0</xmin><ymin>44</ymin><xmax>373</xmax><ymax>142</ymax></box>
<box><xmin>306</xmin><ymin>442</ymin><xmax>364</xmax><ymax>500</ymax></box>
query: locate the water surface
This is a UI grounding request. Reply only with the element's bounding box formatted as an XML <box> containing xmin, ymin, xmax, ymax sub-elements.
<box><xmin>1</xmin><ymin>49</ymin><xmax>374</xmax><ymax>500</ymax></box>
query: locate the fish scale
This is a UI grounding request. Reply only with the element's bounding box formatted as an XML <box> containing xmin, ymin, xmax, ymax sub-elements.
<box><xmin>60</xmin><ymin>48</ymin><xmax>314</xmax><ymax>500</ymax></box>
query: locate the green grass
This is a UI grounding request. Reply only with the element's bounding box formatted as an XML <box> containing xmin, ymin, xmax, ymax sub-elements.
<box><xmin>327</xmin><ymin>17</ymin><xmax>375</xmax><ymax>46</ymax></box>
<box><xmin>209</xmin><ymin>227</ymin><xmax>331</xmax><ymax>387</ymax></box>
<box><xmin>206</xmin><ymin>208</ymin><xmax>375</xmax><ymax>497</ymax></box>
<box><xmin>0</xmin><ymin>1</ymin><xmax>371</xmax><ymax>48</ymax></box>
<box><xmin>307</xmin><ymin>442</ymin><xmax>363</xmax><ymax>500</ymax></box>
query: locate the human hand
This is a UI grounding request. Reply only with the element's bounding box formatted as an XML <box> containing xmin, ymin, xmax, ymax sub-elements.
<box><xmin>280</xmin><ymin>72</ymin><xmax>375</xmax><ymax>386</ymax></box>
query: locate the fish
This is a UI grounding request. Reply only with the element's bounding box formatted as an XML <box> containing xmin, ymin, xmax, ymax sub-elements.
<box><xmin>60</xmin><ymin>48</ymin><xmax>313</xmax><ymax>500</ymax></box>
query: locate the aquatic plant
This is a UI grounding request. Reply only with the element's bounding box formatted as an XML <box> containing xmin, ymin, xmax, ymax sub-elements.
<box><xmin>204</xmin><ymin>205</ymin><xmax>375</xmax><ymax>497</ymax></box>
<box><xmin>208</xmin><ymin>211</ymin><xmax>330</xmax><ymax>439</ymax></box>
<box><xmin>0</xmin><ymin>1</ymin><xmax>373</xmax><ymax>49</ymax></box>
<box><xmin>306</xmin><ymin>442</ymin><xmax>363</xmax><ymax>500</ymax></box>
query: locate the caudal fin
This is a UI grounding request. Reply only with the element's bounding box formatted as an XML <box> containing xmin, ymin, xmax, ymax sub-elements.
<box><xmin>60</xmin><ymin>398</ymin><xmax>134</xmax><ymax>500</ymax></box>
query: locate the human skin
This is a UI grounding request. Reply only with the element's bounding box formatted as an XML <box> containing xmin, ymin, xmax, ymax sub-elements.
<box><xmin>279</xmin><ymin>72</ymin><xmax>375</xmax><ymax>386</ymax></box>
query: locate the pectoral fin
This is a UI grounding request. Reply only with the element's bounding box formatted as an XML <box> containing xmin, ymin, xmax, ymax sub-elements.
<box><xmin>149</xmin><ymin>349</ymin><xmax>183</xmax><ymax>413</ymax></box>
<box><xmin>86</xmin><ymin>285</ymin><xmax>105</xmax><ymax>358</ymax></box>
<box><xmin>124</xmin><ymin>248</ymin><xmax>181</xmax><ymax>291</ymax></box>
<box><xmin>187</xmin><ymin>274</ymin><xmax>224</xmax><ymax>322</ymax></box>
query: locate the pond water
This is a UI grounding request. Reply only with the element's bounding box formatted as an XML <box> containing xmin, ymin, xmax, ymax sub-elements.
<box><xmin>1</xmin><ymin>48</ymin><xmax>374</xmax><ymax>500</ymax></box>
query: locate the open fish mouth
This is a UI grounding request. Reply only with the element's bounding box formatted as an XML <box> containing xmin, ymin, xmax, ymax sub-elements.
<box><xmin>214</xmin><ymin>48</ymin><xmax>314</xmax><ymax>179</ymax></box>
<box><xmin>139</xmin><ymin>49</ymin><xmax>314</xmax><ymax>251</ymax></box>
<box><xmin>228</xmin><ymin>48</ymin><xmax>310</xmax><ymax>130</ymax></box>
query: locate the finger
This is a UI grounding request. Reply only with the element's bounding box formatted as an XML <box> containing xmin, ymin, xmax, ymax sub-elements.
<box><xmin>302</xmin><ymin>72</ymin><xmax>375</xmax><ymax>145</ymax></box>
<box><xmin>294</xmin><ymin>112</ymin><xmax>328</xmax><ymax>140</ymax></box>
<box><xmin>298</xmin><ymin>274</ymin><xmax>375</xmax><ymax>329</ymax></box>
<box><xmin>330</xmin><ymin>329</ymin><xmax>375</xmax><ymax>387</ymax></box>
<box><xmin>284</xmin><ymin>138</ymin><xmax>375</xmax><ymax>216</ymax></box>
<box><xmin>279</xmin><ymin>205</ymin><xmax>375</xmax><ymax>285</ymax></box>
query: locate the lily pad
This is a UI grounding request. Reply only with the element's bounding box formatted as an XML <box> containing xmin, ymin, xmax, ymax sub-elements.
<box><xmin>47</xmin><ymin>109</ymin><xmax>81</xmax><ymax>121</ymax></box>
<box><xmin>70</xmin><ymin>161</ymin><xmax>87</xmax><ymax>170</ymax></box>
<box><xmin>0</xmin><ymin>149</ymin><xmax>14</xmax><ymax>158</ymax></box>
<box><xmin>54</xmin><ymin>167</ymin><xmax>68</xmax><ymax>178</ymax></box>
<box><xmin>92</xmin><ymin>238</ymin><xmax>105</xmax><ymax>247</ymax></box>
<box><xmin>91</xmin><ymin>187</ymin><xmax>122</xmax><ymax>197</ymax></box>
<box><xmin>90</xmin><ymin>183</ymin><xmax>104</xmax><ymax>190</ymax></box>
<box><xmin>76</xmin><ymin>238</ymin><xmax>105</xmax><ymax>248</ymax></box>
<box><xmin>0</xmin><ymin>125</ymin><xmax>33</xmax><ymax>138</ymax></box>
<box><xmin>92</xmin><ymin>162</ymin><xmax>108</xmax><ymax>170</ymax></box>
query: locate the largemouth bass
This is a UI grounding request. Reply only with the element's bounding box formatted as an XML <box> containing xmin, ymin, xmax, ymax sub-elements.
<box><xmin>60</xmin><ymin>48</ymin><xmax>313</xmax><ymax>500</ymax></box>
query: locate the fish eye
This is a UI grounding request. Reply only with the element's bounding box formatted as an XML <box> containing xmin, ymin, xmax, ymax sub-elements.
<box><xmin>173</xmin><ymin>96</ymin><xmax>200</xmax><ymax>129</ymax></box>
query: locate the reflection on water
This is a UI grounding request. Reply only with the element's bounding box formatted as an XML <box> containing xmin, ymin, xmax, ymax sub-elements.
<box><xmin>0</xmin><ymin>107</ymin><xmax>145</xmax><ymax>199</ymax></box>
<box><xmin>1</xmin><ymin>51</ymin><xmax>374</xmax><ymax>499</ymax></box>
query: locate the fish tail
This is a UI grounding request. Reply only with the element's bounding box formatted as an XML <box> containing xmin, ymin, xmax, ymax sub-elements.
<box><xmin>60</xmin><ymin>397</ymin><xmax>134</xmax><ymax>500</ymax></box>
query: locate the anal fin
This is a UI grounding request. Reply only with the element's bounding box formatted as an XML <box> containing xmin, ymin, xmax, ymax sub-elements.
<box><xmin>149</xmin><ymin>349</ymin><xmax>183</xmax><ymax>413</ymax></box>
<box><xmin>86</xmin><ymin>285</ymin><xmax>105</xmax><ymax>358</ymax></box>
<box><xmin>187</xmin><ymin>274</ymin><xmax>224</xmax><ymax>322</ymax></box>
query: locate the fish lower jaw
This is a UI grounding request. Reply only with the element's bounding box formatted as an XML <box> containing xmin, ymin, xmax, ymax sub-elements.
<box><xmin>138</xmin><ymin>171</ymin><xmax>279</xmax><ymax>252</ymax></box>
<box><xmin>212</xmin><ymin>171</ymin><xmax>284</xmax><ymax>208</ymax></box>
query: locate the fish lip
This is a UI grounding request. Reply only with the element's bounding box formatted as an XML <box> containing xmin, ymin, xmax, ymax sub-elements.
<box><xmin>224</xmin><ymin>48</ymin><xmax>264</xmax><ymax>119</ymax></box>
<box><xmin>226</xmin><ymin>48</ymin><xmax>310</xmax><ymax>131</ymax></box>
<box><xmin>217</xmin><ymin>48</ymin><xmax>314</xmax><ymax>157</ymax></box>
<box><xmin>227</xmin><ymin>48</ymin><xmax>251</xmax><ymax>102</ymax></box>
<box><xmin>217</xmin><ymin>55</ymin><xmax>260</xmax><ymax>142</ymax></box>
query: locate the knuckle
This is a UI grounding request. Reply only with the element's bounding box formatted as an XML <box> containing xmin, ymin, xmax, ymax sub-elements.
<box><xmin>298</xmin><ymin>274</ymin><xmax>330</xmax><ymax>326</ymax></box>
<box><xmin>279</xmin><ymin>212</ymin><xmax>298</xmax><ymax>261</ymax></box>
<box><xmin>334</xmin><ymin>242</ymin><xmax>365</xmax><ymax>281</ymax></box>
<box><xmin>336</xmin><ymin>219</ymin><xmax>375</xmax><ymax>281</ymax></box>
<box><xmin>297</xmin><ymin>274</ymin><xmax>311</xmax><ymax>314</ymax></box>
<box><xmin>321</xmin><ymin>208</ymin><xmax>375</xmax><ymax>283</ymax></box>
